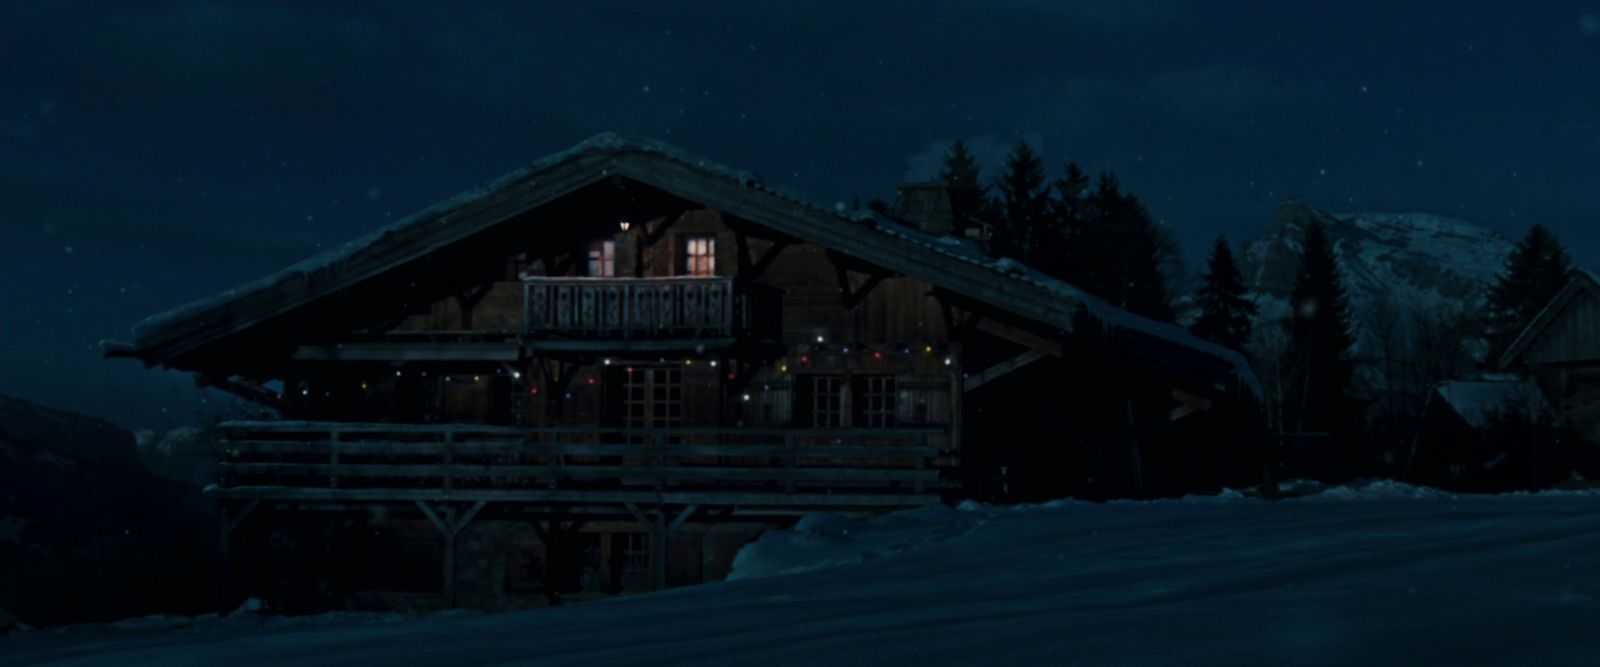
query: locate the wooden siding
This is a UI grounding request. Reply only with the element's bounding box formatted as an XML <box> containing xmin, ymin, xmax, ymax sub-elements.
<box><xmin>1522</xmin><ymin>290</ymin><xmax>1600</xmax><ymax>367</ymax></box>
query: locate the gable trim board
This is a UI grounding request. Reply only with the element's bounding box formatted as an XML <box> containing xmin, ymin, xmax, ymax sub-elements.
<box><xmin>102</xmin><ymin>133</ymin><xmax>1260</xmax><ymax>400</ymax></box>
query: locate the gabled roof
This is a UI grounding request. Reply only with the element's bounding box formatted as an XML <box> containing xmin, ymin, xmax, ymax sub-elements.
<box><xmin>105</xmin><ymin>133</ymin><xmax>1259</xmax><ymax>399</ymax></box>
<box><xmin>1432</xmin><ymin>376</ymin><xmax>1551</xmax><ymax>431</ymax></box>
<box><xmin>1498</xmin><ymin>269</ymin><xmax>1600</xmax><ymax>368</ymax></box>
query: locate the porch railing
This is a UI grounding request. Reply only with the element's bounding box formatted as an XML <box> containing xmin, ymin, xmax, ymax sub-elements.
<box><xmin>522</xmin><ymin>276</ymin><xmax>735</xmax><ymax>338</ymax></box>
<box><xmin>211</xmin><ymin>421</ymin><xmax>948</xmax><ymax>507</ymax></box>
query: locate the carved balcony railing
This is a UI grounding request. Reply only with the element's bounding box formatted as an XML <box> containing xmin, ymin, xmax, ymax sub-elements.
<box><xmin>523</xmin><ymin>276</ymin><xmax>739</xmax><ymax>339</ymax></box>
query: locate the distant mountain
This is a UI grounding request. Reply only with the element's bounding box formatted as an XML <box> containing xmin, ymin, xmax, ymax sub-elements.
<box><xmin>1241</xmin><ymin>201</ymin><xmax>1514</xmax><ymax>361</ymax></box>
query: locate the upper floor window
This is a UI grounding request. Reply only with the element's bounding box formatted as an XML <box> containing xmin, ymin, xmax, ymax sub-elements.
<box><xmin>682</xmin><ymin>235</ymin><xmax>716</xmax><ymax>276</ymax></box>
<box><xmin>587</xmin><ymin>240</ymin><xmax>616</xmax><ymax>277</ymax></box>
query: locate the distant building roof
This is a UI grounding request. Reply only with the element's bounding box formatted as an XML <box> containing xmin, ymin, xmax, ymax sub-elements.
<box><xmin>1433</xmin><ymin>377</ymin><xmax>1551</xmax><ymax>430</ymax></box>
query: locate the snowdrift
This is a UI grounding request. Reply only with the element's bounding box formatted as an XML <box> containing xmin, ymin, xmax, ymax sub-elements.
<box><xmin>5</xmin><ymin>482</ymin><xmax>1599</xmax><ymax>666</ymax></box>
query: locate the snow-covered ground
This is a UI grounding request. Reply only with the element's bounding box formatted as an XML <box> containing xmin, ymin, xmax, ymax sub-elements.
<box><xmin>5</xmin><ymin>482</ymin><xmax>1599</xmax><ymax>666</ymax></box>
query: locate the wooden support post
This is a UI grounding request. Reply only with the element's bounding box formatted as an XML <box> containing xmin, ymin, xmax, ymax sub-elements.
<box><xmin>624</xmin><ymin>503</ymin><xmax>698</xmax><ymax>590</ymax></box>
<box><xmin>416</xmin><ymin>500</ymin><xmax>488</xmax><ymax>608</ymax></box>
<box><xmin>328</xmin><ymin>431</ymin><xmax>341</xmax><ymax>488</ymax></box>
<box><xmin>653</xmin><ymin>432</ymin><xmax>666</xmax><ymax>493</ymax></box>
<box><xmin>1126</xmin><ymin>399</ymin><xmax>1144</xmax><ymax>492</ymax></box>
<box><xmin>915</xmin><ymin>432</ymin><xmax>928</xmax><ymax>494</ymax></box>
<box><xmin>651</xmin><ymin>512</ymin><xmax>667</xmax><ymax>591</ymax></box>
<box><xmin>546</xmin><ymin>429</ymin><xmax>561</xmax><ymax>489</ymax></box>
<box><xmin>530</xmin><ymin>519</ymin><xmax>588</xmax><ymax>604</ymax></box>
<box><xmin>455</xmin><ymin>283</ymin><xmax>494</xmax><ymax>329</ymax></box>
<box><xmin>443</xmin><ymin>431</ymin><xmax>455</xmax><ymax>493</ymax></box>
<box><xmin>783</xmin><ymin>431</ymin><xmax>796</xmax><ymax>493</ymax></box>
<box><xmin>219</xmin><ymin>500</ymin><xmax>259</xmax><ymax>614</ymax></box>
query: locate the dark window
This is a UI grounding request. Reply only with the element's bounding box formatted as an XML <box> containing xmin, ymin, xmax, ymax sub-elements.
<box><xmin>802</xmin><ymin>375</ymin><xmax>846</xmax><ymax>427</ymax></box>
<box><xmin>622</xmin><ymin>367</ymin><xmax>683</xmax><ymax>429</ymax></box>
<box><xmin>853</xmin><ymin>375</ymin><xmax>897</xmax><ymax>427</ymax></box>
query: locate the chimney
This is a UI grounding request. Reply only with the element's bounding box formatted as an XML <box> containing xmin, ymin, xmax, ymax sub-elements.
<box><xmin>892</xmin><ymin>182</ymin><xmax>955</xmax><ymax>236</ymax></box>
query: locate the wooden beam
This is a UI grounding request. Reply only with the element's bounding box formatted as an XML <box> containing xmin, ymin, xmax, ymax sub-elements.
<box><xmin>844</xmin><ymin>273</ymin><xmax>886</xmax><ymax>309</ymax></box>
<box><xmin>963</xmin><ymin>350</ymin><xmax>1047</xmax><ymax>393</ymax></box>
<box><xmin>521</xmin><ymin>337</ymin><xmax>738</xmax><ymax>353</ymax></box>
<box><xmin>218</xmin><ymin>499</ymin><xmax>259</xmax><ymax>615</ymax></box>
<box><xmin>833</xmin><ymin>265</ymin><xmax>888</xmax><ymax>310</ymax></box>
<box><xmin>624</xmin><ymin>504</ymin><xmax>699</xmax><ymax>590</ymax></box>
<box><xmin>455</xmin><ymin>283</ymin><xmax>495</xmax><ymax>329</ymax></box>
<box><xmin>216</xmin><ymin>487</ymin><xmax>943</xmax><ymax>508</ymax></box>
<box><xmin>290</xmin><ymin>342</ymin><xmax>520</xmax><ymax>362</ymax></box>
<box><xmin>974</xmin><ymin>319</ymin><xmax>1065</xmax><ymax>357</ymax></box>
<box><xmin>643</xmin><ymin>211</ymin><xmax>685</xmax><ymax>246</ymax></box>
<box><xmin>744</xmin><ymin>239</ymin><xmax>789</xmax><ymax>281</ymax></box>
<box><xmin>1169</xmin><ymin>388</ymin><xmax>1215</xmax><ymax>421</ymax></box>
<box><xmin>415</xmin><ymin>500</ymin><xmax>488</xmax><ymax>607</ymax></box>
<box><xmin>222</xmin><ymin>441</ymin><xmax>939</xmax><ymax>460</ymax></box>
<box><xmin>218</xmin><ymin>462</ymin><xmax>940</xmax><ymax>483</ymax></box>
<box><xmin>197</xmin><ymin>375</ymin><xmax>286</xmax><ymax>412</ymax></box>
<box><xmin>365</xmin><ymin>312</ymin><xmax>413</xmax><ymax>335</ymax></box>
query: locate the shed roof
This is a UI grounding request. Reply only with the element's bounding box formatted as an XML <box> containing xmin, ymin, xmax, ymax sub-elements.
<box><xmin>1433</xmin><ymin>377</ymin><xmax>1551</xmax><ymax>430</ymax></box>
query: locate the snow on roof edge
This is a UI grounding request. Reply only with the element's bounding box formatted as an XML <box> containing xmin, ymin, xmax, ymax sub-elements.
<box><xmin>124</xmin><ymin>132</ymin><xmax>1260</xmax><ymax>399</ymax></box>
<box><xmin>1435</xmin><ymin>379</ymin><xmax>1550</xmax><ymax>430</ymax></box>
<box><xmin>129</xmin><ymin>133</ymin><xmax>753</xmax><ymax>341</ymax></box>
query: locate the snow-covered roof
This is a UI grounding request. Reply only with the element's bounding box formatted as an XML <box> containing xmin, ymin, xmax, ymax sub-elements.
<box><xmin>110</xmin><ymin>132</ymin><xmax>1260</xmax><ymax>400</ymax></box>
<box><xmin>1434</xmin><ymin>378</ymin><xmax>1550</xmax><ymax>430</ymax></box>
<box><xmin>126</xmin><ymin>134</ymin><xmax>761</xmax><ymax>341</ymax></box>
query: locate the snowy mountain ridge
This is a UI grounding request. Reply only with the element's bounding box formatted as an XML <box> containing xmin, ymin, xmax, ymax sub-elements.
<box><xmin>1241</xmin><ymin>201</ymin><xmax>1514</xmax><ymax>358</ymax></box>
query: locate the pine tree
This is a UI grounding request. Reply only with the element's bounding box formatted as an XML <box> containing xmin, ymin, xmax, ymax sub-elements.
<box><xmin>1485</xmin><ymin>224</ymin><xmax>1572</xmax><ymax>358</ymax></box>
<box><xmin>1050</xmin><ymin>162</ymin><xmax>1090</xmax><ymax>229</ymax></box>
<box><xmin>1285</xmin><ymin>219</ymin><xmax>1356</xmax><ymax>434</ymax></box>
<box><xmin>1191</xmin><ymin>234</ymin><xmax>1256</xmax><ymax>350</ymax></box>
<box><xmin>992</xmin><ymin>139</ymin><xmax>1048</xmax><ymax>261</ymax></box>
<box><xmin>937</xmin><ymin>140</ymin><xmax>987</xmax><ymax>234</ymax></box>
<box><xmin>1070</xmin><ymin>173</ymin><xmax>1175</xmax><ymax>322</ymax></box>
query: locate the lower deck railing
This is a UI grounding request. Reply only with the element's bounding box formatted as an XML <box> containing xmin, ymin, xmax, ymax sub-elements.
<box><xmin>213</xmin><ymin>421</ymin><xmax>949</xmax><ymax>507</ymax></box>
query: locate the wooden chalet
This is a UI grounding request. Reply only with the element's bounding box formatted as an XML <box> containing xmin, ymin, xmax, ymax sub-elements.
<box><xmin>1499</xmin><ymin>270</ymin><xmax>1600</xmax><ymax>448</ymax></box>
<box><xmin>105</xmin><ymin>134</ymin><xmax>1259</xmax><ymax>610</ymax></box>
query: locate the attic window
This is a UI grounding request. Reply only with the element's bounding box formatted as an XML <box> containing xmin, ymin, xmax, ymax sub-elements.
<box><xmin>587</xmin><ymin>240</ymin><xmax>616</xmax><ymax>277</ymax></box>
<box><xmin>682</xmin><ymin>235</ymin><xmax>715</xmax><ymax>276</ymax></box>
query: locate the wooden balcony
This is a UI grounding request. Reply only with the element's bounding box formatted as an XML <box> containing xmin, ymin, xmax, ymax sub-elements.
<box><xmin>523</xmin><ymin>276</ymin><xmax>748</xmax><ymax>341</ymax></box>
<box><xmin>211</xmin><ymin>421</ymin><xmax>947</xmax><ymax>510</ymax></box>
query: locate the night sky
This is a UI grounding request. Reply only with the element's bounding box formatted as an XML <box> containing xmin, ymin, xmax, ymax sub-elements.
<box><xmin>3</xmin><ymin>1</ymin><xmax>1598</xmax><ymax>429</ymax></box>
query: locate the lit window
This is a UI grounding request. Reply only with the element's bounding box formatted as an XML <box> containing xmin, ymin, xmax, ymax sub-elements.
<box><xmin>683</xmin><ymin>235</ymin><xmax>715</xmax><ymax>276</ymax></box>
<box><xmin>587</xmin><ymin>240</ymin><xmax>616</xmax><ymax>277</ymax></box>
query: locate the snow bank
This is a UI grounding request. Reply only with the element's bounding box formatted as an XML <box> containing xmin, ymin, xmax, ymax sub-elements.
<box><xmin>7</xmin><ymin>483</ymin><xmax>1600</xmax><ymax>665</ymax></box>
<box><xmin>728</xmin><ymin>505</ymin><xmax>982</xmax><ymax>581</ymax></box>
<box><xmin>727</xmin><ymin>480</ymin><xmax>1544</xmax><ymax>582</ymax></box>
